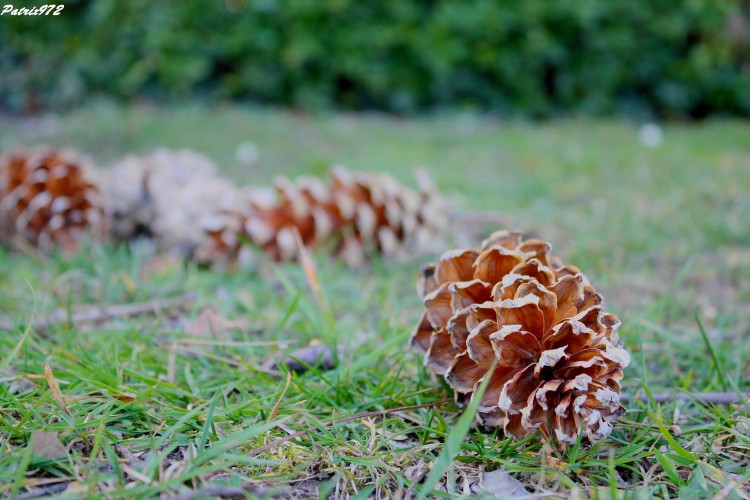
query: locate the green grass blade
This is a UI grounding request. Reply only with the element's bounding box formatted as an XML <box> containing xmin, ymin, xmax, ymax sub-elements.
<box><xmin>417</xmin><ymin>361</ymin><xmax>497</xmax><ymax>499</ymax></box>
<box><xmin>695</xmin><ymin>314</ymin><xmax>727</xmax><ymax>390</ymax></box>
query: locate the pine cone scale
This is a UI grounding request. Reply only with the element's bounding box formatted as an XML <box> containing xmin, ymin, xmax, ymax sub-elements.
<box><xmin>411</xmin><ymin>313</ymin><xmax>433</xmax><ymax>353</ymax></box>
<box><xmin>473</xmin><ymin>246</ymin><xmax>525</xmax><ymax>283</ymax></box>
<box><xmin>489</xmin><ymin>327</ymin><xmax>539</xmax><ymax>368</ymax></box>
<box><xmin>465</xmin><ymin>319</ymin><xmax>499</xmax><ymax>366</ymax></box>
<box><xmin>475</xmin><ymin>365</ymin><xmax>518</xmax><ymax>413</ymax></box>
<box><xmin>445</xmin><ymin>352</ymin><xmax>486</xmax><ymax>393</ymax></box>
<box><xmin>425</xmin><ymin>329</ymin><xmax>460</xmax><ymax>374</ymax></box>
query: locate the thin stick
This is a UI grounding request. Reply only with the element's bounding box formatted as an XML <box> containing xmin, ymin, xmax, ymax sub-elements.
<box><xmin>622</xmin><ymin>391</ymin><xmax>748</xmax><ymax>405</ymax></box>
<box><xmin>173</xmin><ymin>339</ymin><xmax>297</xmax><ymax>347</ymax></box>
<box><xmin>16</xmin><ymin>482</ymin><xmax>70</xmax><ymax>500</ymax></box>
<box><xmin>164</xmin><ymin>486</ymin><xmax>247</xmax><ymax>500</ymax></box>
<box><xmin>174</xmin><ymin>346</ymin><xmax>245</xmax><ymax>367</ymax></box>
<box><xmin>163</xmin><ymin>485</ymin><xmax>281</xmax><ymax>500</ymax></box>
<box><xmin>249</xmin><ymin>398</ymin><xmax>453</xmax><ymax>457</ymax></box>
<box><xmin>0</xmin><ymin>293</ymin><xmax>196</xmax><ymax>332</ymax></box>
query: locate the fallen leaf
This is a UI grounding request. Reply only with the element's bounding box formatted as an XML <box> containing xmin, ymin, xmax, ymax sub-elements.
<box><xmin>404</xmin><ymin>459</ymin><xmax>428</xmax><ymax>483</ymax></box>
<box><xmin>479</xmin><ymin>469</ymin><xmax>531</xmax><ymax>497</ymax></box>
<box><xmin>111</xmin><ymin>392</ymin><xmax>137</xmax><ymax>403</ymax></box>
<box><xmin>6</xmin><ymin>376</ymin><xmax>36</xmax><ymax>395</ymax></box>
<box><xmin>31</xmin><ymin>430</ymin><xmax>67</xmax><ymax>460</ymax></box>
<box><xmin>90</xmin><ymin>391</ymin><xmax>137</xmax><ymax>403</ymax></box>
<box><xmin>187</xmin><ymin>309</ymin><xmax>248</xmax><ymax>339</ymax></box>
<box><xmin>271</xmin><ymin>341</ymin><xmax>338</xmax><ymax>373</ymax></box>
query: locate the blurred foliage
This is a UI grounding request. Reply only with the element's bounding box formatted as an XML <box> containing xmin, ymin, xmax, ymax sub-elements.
<box><xmin>1</xmin><ymin>0</ymin><xmax>749</xmax><ymax>117</ymax></box>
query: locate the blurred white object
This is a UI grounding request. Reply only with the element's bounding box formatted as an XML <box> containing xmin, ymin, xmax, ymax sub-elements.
<box><xmin>638</xmin><ymin>123</ymin><xmax>663</xmax><ymax>148</ymax></box>
<box><xmin>236</xmin><ymin>141</ymin><xmax>260</xmax><ymax>166</ymax></box>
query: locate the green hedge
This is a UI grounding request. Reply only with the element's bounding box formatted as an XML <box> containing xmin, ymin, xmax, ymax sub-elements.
<box><xmin>2</xmin><ymin>0</ymin><xmax>749</xmax><ymax>117</ymax></box>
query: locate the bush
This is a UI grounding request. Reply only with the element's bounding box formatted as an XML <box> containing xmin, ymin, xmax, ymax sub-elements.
<box><xmin>2</xmin><ymin>0</ymin><xmax>749</xmax><ymax>117</ymax></box>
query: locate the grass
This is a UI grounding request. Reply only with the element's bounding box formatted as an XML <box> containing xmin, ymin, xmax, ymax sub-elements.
<box><xmin>1</xmin><ymin>103</ymin><xmax>749</xmax><ymax>498</ymax></box>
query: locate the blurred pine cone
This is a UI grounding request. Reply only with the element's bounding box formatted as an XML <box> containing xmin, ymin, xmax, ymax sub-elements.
<box><xmin>244</xmin><ymin>166</ymin><xmax>449</xmax><ymax>264</ymax></box>
<box><xmin>0</xmin><ymin>147</ymin><xmax>107</xmax><ymax>253</ymax></box>
<box><xmin>411</xmin><ymin>230</ymin><xmax>630</xmax><ymax>445</ymax></box>
<box><xmin>102</xmin><ymin>148</ymin><xmax>245</xmax><ymax>266</ymax></box>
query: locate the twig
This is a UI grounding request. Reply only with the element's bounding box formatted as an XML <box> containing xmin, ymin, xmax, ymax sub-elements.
<box><xmin>249</xmin><ymin>398</ymin><xmax>453</xmax><ymax>457</ymax></box>
<box><xmin>0</xmin><ymin>293</ymin><xmax>196</xmax><ymax>332</ymax></box>
<box><xmin>173</xmin><ymin>339</ymin><xmax>297</xmax><ymax>347</ymax></box>
<box><xmin>174</xmin><ymin>346</ymin><xmax>245</xmax><ymax>367</ymax></box>
<box><xmin>622</xmin><ymin>391</ymin><xmax>748</xmax><ymax>405</ymax></box>
<box><xmin>17</xmin><ymin>482</ymin><xmax>70</xmax><ymax>500</ymax></box>
<box><xmin>164</xmin><ymin>486</ymin><xmax>244</xmax><ymax>500</ymax></box>
<box><xmin>163</xmin><ymin>485</ymin><xmax>282</xmax><ymax>500</ymax></box>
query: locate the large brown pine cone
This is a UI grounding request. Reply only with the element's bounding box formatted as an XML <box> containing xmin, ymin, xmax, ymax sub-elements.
<box><xmin>411</xmin><ymin>230</ymin><xmax>630</xmax><ymax>445</ymax></box>
<box><xmin>102</xmin><ymin>148</ymin><xmax>244</xmax><ymax>266</ymax></box>
<box><xmin>244</xmin><ymin>166</ymin><xmax>449</xmax><ymax>264</ymax></box>
<box><xmin>0</xmin><ymin>147</ymin><xmax>107</xmax><ymax>253</ymax></box>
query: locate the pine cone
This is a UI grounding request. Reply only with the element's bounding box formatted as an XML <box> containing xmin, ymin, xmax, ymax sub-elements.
<box><xmin>244</xmin><ymin>166</ymin><xmax>449</xmax><ymax>264</ymax></box>
<box><xmin>0</xmin><ymin>147</ymin><xmax>107</xmax><ymax>253</ymax></box>
<box><xmin>411</xmin><ymin>230</ymin><xmax>630</xmax><ymax>445</ymax></box>
<box><xmin>102</xmin><ymin>148</ymin><xmax>245</xmax><ymax>266</ymax></box>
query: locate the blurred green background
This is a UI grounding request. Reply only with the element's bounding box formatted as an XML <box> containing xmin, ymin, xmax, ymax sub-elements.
<box><xmin>2</xmin><ymin>0</ymin><xmax>749</xmax><ymax>117</ymax></box>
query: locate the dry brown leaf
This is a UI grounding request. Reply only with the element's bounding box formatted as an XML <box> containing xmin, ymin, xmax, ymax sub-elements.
<box><xmin>44</xmin><ymin>363</ymin><xmax>71</xmax><ymax>416</ymax></box>
<box><xmin>404</xmin><ymin>459</ymin><xmax>428</xmax><ymax>483</ymax></box>
<box><xmin>186</xmin><ymin>309</ymin><xmax>248</xmax><ymax>339</ymax></box>
<box><xmin>31</xmin><ymin>430</ymin><xmax>68</xmax><ymax>460</ymax></box>
<box><xmin>479</xmin><ymin>469</ymin><xmax>532</xmax><ymax>497</ymax></box>
<box><xmin>272</xmin><ymin>341</ymin><xmax>338</xmax><ymax>373</ymax></box>
<box><xmin>111</xmin><ymin>392</ymin><xmax>137</xmax><ymax>403</ymax></box>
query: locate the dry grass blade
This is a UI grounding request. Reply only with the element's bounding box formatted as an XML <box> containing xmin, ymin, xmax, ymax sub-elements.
<box><xmin>268</xmin><ymin>371</ymin><xmax>292</xmax><ymax>422</ymax></box>
<box><xmin>43</xmin><ymin>364</ymin><xmax>71</xmax><ymax>416</ymax></box>
<box><xmin>293</xmin><ymin>227</ymin><xmax>320</xmax><ymax>294</ymax></box>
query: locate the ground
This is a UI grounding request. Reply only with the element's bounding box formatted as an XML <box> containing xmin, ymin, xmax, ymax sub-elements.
<box><xmin>0</xmin><ymin>103</ymin><xmax>749</xmax><ymax>498</ymax></box>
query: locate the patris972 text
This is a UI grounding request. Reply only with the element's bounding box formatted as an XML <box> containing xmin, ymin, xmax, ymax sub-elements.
<box><xmin>1</xmin><ymin>4</ymin><xmax>64</xmax><ymax>15</ymax></box>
